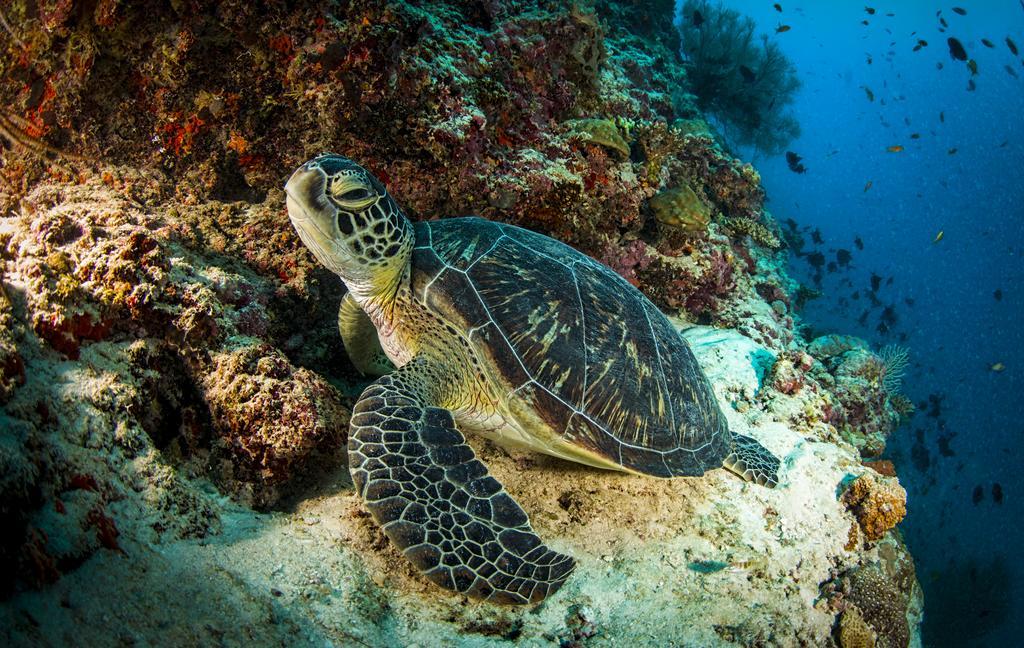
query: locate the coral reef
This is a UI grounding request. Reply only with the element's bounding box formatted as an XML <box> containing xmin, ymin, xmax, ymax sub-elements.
<box><xmin>842</xmin><ymin>473</ymin><xmax>908</xmax><ymax>543</ymax></box>
<box><xmin>808</xmin><ymin>336</ymin><xmax>905</xmax><ymax>457</ymax></box>
<box><xmin>822</xmin><ymin>533</ymin><xmax>921</xmax><ymax>648</ymax></box>
<box><xmin>0</xmin><ymin>0</ymin><xmax>919</xmax><ymax>644</ymax></box>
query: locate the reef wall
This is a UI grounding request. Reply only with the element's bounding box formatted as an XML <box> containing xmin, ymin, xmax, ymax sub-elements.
<box><xmin>0</xmin><ymin>1</ymin><xmax>919</xmax><ymax>645</ymax></box>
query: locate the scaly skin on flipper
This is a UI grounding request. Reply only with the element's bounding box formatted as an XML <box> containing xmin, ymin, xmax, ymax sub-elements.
<box><xmin>350</xmin><ymin>356</ymin><xmax>575</xmax><ymax>603</ymax></box>
<box><xmin>284</xmin><ymin>153</ymin><xmax>781</xmax><ymax>605</ymax></box>
<box><xmin>723</xmin><ymin>433</ymin><xmax>781</xmax><ymax>488</ymax></box>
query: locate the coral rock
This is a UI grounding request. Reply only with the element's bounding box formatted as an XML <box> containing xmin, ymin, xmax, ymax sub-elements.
<box><xmin>202</xmin><ymin>345</ymin><xmax>350</xmax><ymax>508</ymax></box>
<box><xmin>842</xmin><ymin>473</ymin><xmax>907</xmax><ymax>542</ymax></box>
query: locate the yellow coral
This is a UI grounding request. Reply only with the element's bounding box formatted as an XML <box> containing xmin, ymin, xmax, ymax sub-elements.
<box><xmin>567</xmin><ymin>118</ymin><xmax>631</xmax><ymax>159</ymax></box>
<box><xmin>842</xmin><ymin>473</ymin><xmax>907</xmax><ymax>542</ymax></box>
<box><xmin>721</xmin><ymin>216</ymin><xmax>781</xmax><ymax>249</ymax></box>
<box><xmin>649</xmin><ymin>185</ymin><xmax>710</xmax><ymax>233</ymax></box>
<box><xmin>837</xmin><ymin>605</ymin><xmax>877</xmax><ymax>648</ymax></box>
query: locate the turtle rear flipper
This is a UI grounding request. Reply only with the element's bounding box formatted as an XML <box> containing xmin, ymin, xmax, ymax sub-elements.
<box><xmin>723</xmin><ymin>433</ymin><xmax>781</xmax><ymax>488</ymax></box>
<box><xmin>350</xmin><ymin>356</ymin><xmax>575</xmax><ymax>604</ymax></box>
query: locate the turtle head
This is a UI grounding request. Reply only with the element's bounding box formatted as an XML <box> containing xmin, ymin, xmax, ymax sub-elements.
<box><xmin>285</xmin><ymin>154</ymin><xmax>413</xmax><ymax>300</ymax></box>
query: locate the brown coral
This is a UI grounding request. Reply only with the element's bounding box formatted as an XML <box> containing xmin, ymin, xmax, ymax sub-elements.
<box><xmin>567</xmin><ymin>118</ymin><xmax>631</xmax><ymax>159</ymax></box>
<box><xmin>842</xmin><ymin>473</ymin><xmax>907</xmax><ymax>542</ymax></box>
<box><xmin>837</xmin><ymin>605</ymin><xmax>877</xmax><ymax>648</ymax></box>
<box><xmin>649</xmin><ymin>185</ymin><xmax>710</xmax><ymax>234</ymax></box>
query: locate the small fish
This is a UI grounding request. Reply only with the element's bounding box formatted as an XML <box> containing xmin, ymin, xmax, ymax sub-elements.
<box><xmin>739</xmin><ymin>64</ymin><xmax>756</xmax><ymax>82</ymax></box>
<box><xmin>865</xmin><ymin>6</ymin><xmax>875</xmax><ymax>14</ymax></box>
<box><xmin>1008</xmin><ymin>36</ymin><xmax>1019</xmax><ymax>56</ymax></box>
<box><xmin>936</xmin><ymin>61</ymin><xmax>944</xmax><ymax>70</ymax></box>
<box><xmin>692</xmin><ymin>9</ymin><xmax>705</xmax><ymax>26</ymax></box>
<box><xmin>939</xmin><ymin>111</ymin><xmax>945</xmax><ymax>122</ymax></box>
<box><xmin>863</xmin><ymin>86</ymin><xmax>875</xmax><ymax>101</ymax></box>
<box><xmin>967</xmin><ymin>59</ymin><xmax>978</xmax><ymax>76</ymax></box>
<box><xmin>981</xmin><ymin>38</ymin><xmax>995</xmax><ymax>48</ymax></box>
<box><xmin>972</xmin><ymin>485</ymin><xmax>984</xmax><ymax>504</ymax></box>
<box><xmin>785</xmin><ymin>150</ymin><xmax>807</xmax><ymax>173</ymax></box>
<box><xmin>933</xmin><ymin>230</ymin><xmax>944</xmax><ymax>243</ymax></box>
<box><xmin>776</xmin><ymin>24</ymin><xmax>791</xmax><ymax>33</ymax></box>
<box><xmin>993</xmin><ymin>483</ymin><xmax>1004</xmax><ymax>504</ymax></box>
<box><xmin>866</xmin><ymin>54</ymin><xmax>873</xmax><ymax>64</ymax></box>
<box><xmin>994</xmin><ymin>289</ymin><xmax>1003</xmax><ymax>300</ymax></box>
<box><xmin>1006</xmin><ymin>64</ymin><xmax>1020</xmax><ymax>78</ymax></box>
<box><xmin>854</xmin><ymin>236</ymin><xmax>864</xmax><ymax>250</ymax></box>
<box><xmin>967</xmin><ymin>78</ymin><xmax>976</xmax><ymax>91</ymax></box>
<box><xmin>990</xmin><ymin>362</ymin><xmax>1005</xmax><ymax>372</ymax></box>
<box><xmin>774</xmin><ymin>3</ymin><xmax>782</xmax><ymax>11</ymax></box>
<box><xmin>939</xmin><ymin>17</ymin><xmax>948</xmax><ymax>28</ymax></box>
<box><xmin>811</xmin><ymin>229</ymin><xmax>823</xmax><ymax>244</ymax></box>
<box><xmin>863</xmin><ymin>180</ymin><xmax>873</xmax><ymax>192</ymax></box>
<box><xmin>913</xmin><ymin>43</ymin><xmax>923</xmax><ymax>52</ymax></box>
<box><xmin>886</xmin><ymin>145</ymin><xmax>904</xmax><ymax>152</ymax></box>
<box><xmin>910</xmin><ymin>133</ymin><xmax>921</xmax><ymax>139</ymax></box>
<box><xmin>947</xmin><ymin>37</ymin><xmax>967</xmax><ymax>61</ymax></box>
<box><xmin>952</xmin><ymin>7</ymin><xmax>966</xmax><ymax>15</ymax></box>
<box><xmin>862</xmin><ymin>19</ymin><xmax>869</xmax><ymax>26</ymax></box>
<box><xmin>948</xmin><ymin>147</ymin><xmax>958</xmax><ymax>154</ymax></box>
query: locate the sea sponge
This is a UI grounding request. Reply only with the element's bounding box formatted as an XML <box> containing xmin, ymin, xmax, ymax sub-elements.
<box><xmin>567</xmin><ymin>118</ymin><xmax>631</xmax><ymax>159</ymax></box>
<box><xmin>842</xmin><ymin>473</ymin><xmax>907</xmax><ymax>542</ymax></box>
<box><xmin>837</xmin><ymin>605</ymin><xmax>877</xmax><ymax>648</ymax></box>
<box><xmin>649</xmin><ymin>185</ymin><xmax>710</xmax><ymax>233</ymax></box>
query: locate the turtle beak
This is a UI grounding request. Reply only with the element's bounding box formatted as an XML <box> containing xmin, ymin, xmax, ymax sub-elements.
<box><xmin>285</xmin><ymin>163</ymin><xmax>346</xmax><ymax>274</ymax></box>
<box><xmin>284</xmin><ymin>163</ymin><xmax>329</xmax><ymax>218</ymax></box>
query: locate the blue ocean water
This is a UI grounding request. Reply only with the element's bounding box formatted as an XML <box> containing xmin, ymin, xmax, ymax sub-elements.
<box><xmin>694</xmin><ymin>2</ymin><xmax>1024</xmax><ymax>645</ymax></box>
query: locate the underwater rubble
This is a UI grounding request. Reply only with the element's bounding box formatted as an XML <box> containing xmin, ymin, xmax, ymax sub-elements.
<box><xmin>0</xmin><ymin>1</ymin><xmax>920</xmax><ymax>646</ymax></box>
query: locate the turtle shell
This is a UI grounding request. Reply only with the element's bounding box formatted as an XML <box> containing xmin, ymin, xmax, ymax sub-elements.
<box><xmin>410</xmin><ymin>217</ymin><xmax>730</xmax><ymax>478</ymax></box>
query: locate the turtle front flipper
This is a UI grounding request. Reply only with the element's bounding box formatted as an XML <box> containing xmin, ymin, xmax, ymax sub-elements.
<box><xmin>349</xmin><ymin>356</ymin><xmax>575</xmax><ymax>604</ymax></box>
<box><xmin>339</xmin><ymin>292</ymin><xmax>394</xmax><ymax>376</ymax></box>
<box><xmin>723</xmin><ymin>433</ymin><xmax>781</xmax><ymax>488</ymax></box>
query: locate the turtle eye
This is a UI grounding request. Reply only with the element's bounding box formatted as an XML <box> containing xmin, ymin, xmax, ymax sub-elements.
<box><xmin>339</xmin><ymin>187</ymin><xmax>372</xmax><ymax>201</ymax></box>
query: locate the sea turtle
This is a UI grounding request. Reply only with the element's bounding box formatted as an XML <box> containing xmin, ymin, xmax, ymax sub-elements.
<box><xmin>284</xmin><ymin>154</ymin><xmax>781</xmax><ymax>605</ymax></box>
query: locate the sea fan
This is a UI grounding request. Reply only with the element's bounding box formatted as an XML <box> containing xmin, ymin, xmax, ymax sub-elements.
<box><xmin>676</xmin><ymin>0</ymin><xmax>801</xmax><ymax>154</ymax></box>
<box><xmin>879</xmin><ymin>344</ymin><xmax>910</xmax><ymax>393</ymax></box>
